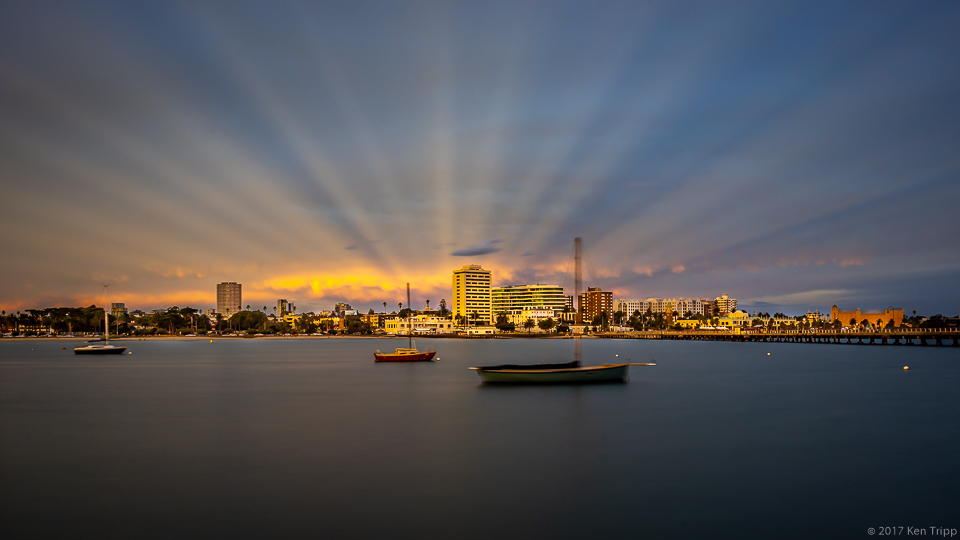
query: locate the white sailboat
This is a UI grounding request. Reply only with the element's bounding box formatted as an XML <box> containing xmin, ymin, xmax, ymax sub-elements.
<box><xmin>74</xmin><ymin>288</ymin><xmax>127</xmax><ymax>355</ymax></box>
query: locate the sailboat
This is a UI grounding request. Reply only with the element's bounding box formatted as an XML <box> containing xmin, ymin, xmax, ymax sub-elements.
<box><xmin>75</xmin><ymin>290</ymin><xmax>128</xmax><ymax>355</ymax></box>
<box><xmin>374</xmin><ymin>283</ymin><xmax>437</xmax><ymax>362</ymax></box>
<box><xmin>470</xmin><ymin>237</ymin><xmax>654</xmax><ymax>383</ymax></box>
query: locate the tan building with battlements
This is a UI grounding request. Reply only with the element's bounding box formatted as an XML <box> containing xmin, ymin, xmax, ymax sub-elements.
<box><xmin>830</xmin><ymin>305</ymin><xmax>903</xmax><ymax>328</ymax></box>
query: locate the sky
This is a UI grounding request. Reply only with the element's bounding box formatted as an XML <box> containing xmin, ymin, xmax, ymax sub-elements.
<box><xmin>1</xmin><ymin>1</ymin><xmax>959</xmax><ymax>316</ymax></box>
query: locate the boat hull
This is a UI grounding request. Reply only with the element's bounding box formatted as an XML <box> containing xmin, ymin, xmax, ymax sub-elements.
<box><xmin>74</xmin><ymin>346</ymin><xmax>127</xmax><ymax>355</ymax></box>
<box><xmin>473</xmin><ymin>363</ymin><xmax>629</xmax><ymax>383</ymax></box>
<box><xmin>374</xmin><ymin>351</ymin><xmax>437</xmax><ymax>362</ymax></box>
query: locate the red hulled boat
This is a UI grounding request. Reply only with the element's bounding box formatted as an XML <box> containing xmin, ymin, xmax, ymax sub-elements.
<box><xmin>375</xmin><ymin>283</ymin><xmax>438</xmax><ymax>362</ymax></box>
<box><xmin>374</xmin><ymin>347</ymin><xmax>437</xmax><ymax>362</ymax></box>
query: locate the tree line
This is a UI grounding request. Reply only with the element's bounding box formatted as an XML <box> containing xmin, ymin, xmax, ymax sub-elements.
<box><xmin>0</xmin><ymin>306</ymin><xmax>378</xmax><ymax>337</ymax></box>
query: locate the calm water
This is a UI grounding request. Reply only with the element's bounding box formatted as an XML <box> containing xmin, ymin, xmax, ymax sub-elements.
<box><xmin>1</xmin><ymin>338</ymin><xmax>958</xmax><ymax>539</ymax></box>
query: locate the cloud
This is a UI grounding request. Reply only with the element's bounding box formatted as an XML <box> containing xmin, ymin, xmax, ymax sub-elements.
<box><xmin>451</xmin><ymin>239</ymin><xmax>503</xmax><ymax>257</ymax></box>
<box><xmin>520</xmin><ymin>250</ymin><xmax>534</xmax><ymax>257</ymax></box>
<box><xmin>750</xmin><ymin>289</ymin><xmax>857</xmax><ymax>306</ymax></box>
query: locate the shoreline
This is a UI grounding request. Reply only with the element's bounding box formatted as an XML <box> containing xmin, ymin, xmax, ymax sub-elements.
<box><xmin>0</xmin><ymin>334</ymin><xmax>580</xmax><ymax>342</ymax></box>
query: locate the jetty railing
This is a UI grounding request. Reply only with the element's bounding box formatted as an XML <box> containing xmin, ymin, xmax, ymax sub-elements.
<box><xmin>598</xmin><ymin>328</ymin><xmax>960</xmax><ymax>346</ymax></box>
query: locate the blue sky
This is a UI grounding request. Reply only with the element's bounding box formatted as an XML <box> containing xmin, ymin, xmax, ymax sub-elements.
<box><xmin>1</xmin><ymin>1</ymin><xmax>958</xmax><ymax>316</ymax></box>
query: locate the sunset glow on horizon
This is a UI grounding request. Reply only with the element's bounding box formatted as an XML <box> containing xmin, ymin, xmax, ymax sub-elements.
<box><xmin>1</xmin><ymin>1</ymin><xmax>958</xmax><ymax>316</ymax></box>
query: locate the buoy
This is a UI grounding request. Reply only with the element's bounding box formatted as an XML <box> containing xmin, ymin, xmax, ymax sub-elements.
<box><xmin>62</xmin><ymin>347</ymin><xmax>66</xmax><ymax>350</ymax></box>
<box><xmin>767</xmin><ymin>352</ymin><xmax>771</xmax><ymax>356</ymax></box>
<box><xmin>903</xmin><ymin>366</ymin><xmax>909</xmax><ymax>370</ymax></box>
<box><xmin>209</xmin><ymin>340</ymin><xmax>213</xmax><ymax>343</ymax></box>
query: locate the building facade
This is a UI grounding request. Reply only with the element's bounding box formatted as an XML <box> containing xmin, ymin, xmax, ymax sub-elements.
<box><xmin>277</xmin><ymin>299</ymin><xmax>295</xmax><ymax>317</ymax></box>
<box><xmin>452</xmin><ymin>265</ymin><xmax>492</xmax><ymax>325</ymax></box>
<box><xmin>216</xmin><ymin>282</ymin><xmax>242</xmax><ymax>318</ymax></box>
<box><xmin>491</xmin><ymin>284</ymin><xmax>566</xmax><ymax>316</ymax></box>
<box><xmin>111</xmin><ymin>303</ymin><xmax>127</xmax><ymax>317</ymax></box>
<box><xmin>830</xmin><ymin>305</ymin><xmax>903</xmax><ymax>328</ymax></box>
<box><xmin>385</xmin><ymin>314</ymin><xmax>457</xmax><ymax>334</ymax></box>
<box><xmin>503</xmin><ymin>308</ymin><xmax>557</xmax><ymax>327</ymax></box>
<box><xmin>579</xmin><ymin>287</ymin><xmax>613</xmax><ymax>324</ymax></box>
<box><xmin>715</xmin><ymin>294</ymin><xmax>737</xmax><ymax>315</ymax></box>
<box><xmin>615</xmin><ymin>298</ymin><xmax>706</xmax><ymax>317</ymax></box>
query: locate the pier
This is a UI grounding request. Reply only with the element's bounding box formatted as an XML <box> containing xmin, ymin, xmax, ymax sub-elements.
<box><xmin>601</xmin><ymin>328</ymin><xmax>960</xmax><ymax>346</ymax></box>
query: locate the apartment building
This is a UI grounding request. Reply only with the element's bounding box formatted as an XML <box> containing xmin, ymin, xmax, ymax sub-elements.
<box><xmin>615</xmin><ymin>297</ymin><xmax>705</xmax><ymax>317</ymax></box>
<box><xmin>715</xmin><ymin>294</ymin><xmax>737</xmax><ymax>315</ymax></box>
<box><xmin>491</xmin><ymin>284</ymin><xmax>566</xmax><ymax>315</ymax></box>
<box><xmin>216</xmin><ymin>282</ymin><xmax>241</xmax><ymax>318</ymax></box>
<box><xmin>579</xmin><ymin>287</ymin><xmax>613</xmax><ymax>324</ymax></box>
<box><xmin>452</xmin><ymin>265</ymin><xmax>492</xmax><ymax>325</ymax></box>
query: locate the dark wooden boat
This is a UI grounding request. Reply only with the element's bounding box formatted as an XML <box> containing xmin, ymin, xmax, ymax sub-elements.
<box><xmin>469</xmin><ymin>238</ymin><xmax>654</xmax><ymax>383</ymax></box>
<box><xmin>471</xmin><ymin>361</ymin><xmax>633</xmax><ymax>383</ymax></box>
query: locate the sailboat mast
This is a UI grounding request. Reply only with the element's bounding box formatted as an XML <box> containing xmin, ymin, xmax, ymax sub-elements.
<box><xmin>574</xmin><ymin>237</ymin><xmax>582</xmax><ymax>365</ymax></box>
<box><xmin>574</xmin><ymin>237</ymin><xmax>582</xmax><ymax>325</ymax></box>
<box><xmin>103</xmin><ymin>284</ymin><xmax>109</xmax><ymax>343</ymax></box>
<box><xmin>407</xmin><ymin>282</ymin><xmax>412</xmax><ymax>348</ymax></box>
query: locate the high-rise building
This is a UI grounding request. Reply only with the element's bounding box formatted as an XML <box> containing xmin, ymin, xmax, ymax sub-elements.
<box><xmin>216</xmin><ymin>282</ymin><xmax>241</xmax><ymax>318</ymax></box>
<box><xmin>277</xmin><ymin>299</ymin><xmax>295</xmax><ymax>317</ymax></box>
<box><xmin>491</xmin><ymin>284</ymin><xmax>567</xmax><ymax>316</ymax></box>
<box><xmin>715</xmin><ymin>294</ymin><xmax>737</xmax><ymax>315</ymax></box>
<box><xmin>111</xmin><ymin>303</ymin><xmax>127</xmax><ymax>317</ymax></box>
<box><xmin>452</xmin><ymin>265</ymin><xmax>491</xmax><ymax>325</ymax></box>
<box><xmin>579</xmin><ymin>287</ymin><xmax>613</xmax><ymax>325</ymax></box>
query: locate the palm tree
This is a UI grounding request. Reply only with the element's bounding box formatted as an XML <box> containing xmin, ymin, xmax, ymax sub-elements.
<box><xmin>524</xmin><ymin>318</ymin><xmax>535</xmax><ymax>332</ymax></box>
<box><xmin>470</xmin><ymin>310</ymin><xmax>479</xmax><ymax>326</ymax></box>
<box><xmin>383</xmin><ymin>302</ymin><xmax>387</xmax><ymax>314</ymax></box>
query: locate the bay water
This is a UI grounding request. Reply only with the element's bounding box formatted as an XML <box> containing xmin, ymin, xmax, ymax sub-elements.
<box><xmin>1</xmin><ymin>338</ymin><xmax>958</xmax><ymax>539</ymax></box>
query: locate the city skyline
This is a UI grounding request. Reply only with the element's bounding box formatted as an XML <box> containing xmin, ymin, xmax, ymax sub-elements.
<box><xmin>2</xmin><ymin>1</ymin><xmax>959</xmax><ymax>316</ymax></box>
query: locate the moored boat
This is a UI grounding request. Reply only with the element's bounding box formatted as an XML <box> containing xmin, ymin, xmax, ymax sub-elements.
<box><xmin>74</xmin><ymin>287</ymin><xmax>128</xmax><ymax>355</ymax></box>
<box><xmin>469</xmin><ymin>238</ymin><xmax>655</xmax><ymax>383</ymax></box>
<box><xmin>374</xmin><ymin>283</ymin><xmax>438</xmax><ymax>362</ymax></box>
<box><xmin>374</xmin><ymin>348</ymin><xmax>437</xmax><ymax>362</ymax></box>
<box><xmin>471</xmin><ymin>362</ymin><xmax>630</xmax><ymax>383</ymax></box>
<box><xmin>74</xmin><ymin>339</ymin><xmax>127</xmax><ymax>355</ymax></box>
